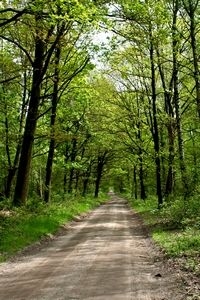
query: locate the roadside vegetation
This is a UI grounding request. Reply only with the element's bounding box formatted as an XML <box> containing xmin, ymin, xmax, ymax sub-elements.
<box><xmin>127</xmin><ymin>195</ymin><xmax>200</xmax><ymax>278</ymax></box>
<box><xmin>0</xmin><ymin>194</ymin><xmax>109</xmax><ymax>262</ymax></box>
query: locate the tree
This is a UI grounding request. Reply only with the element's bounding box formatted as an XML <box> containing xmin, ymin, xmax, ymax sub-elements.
<box><xmin>182</xmin><ymin>0</ymin><xmax>200</xmax><ymax>118</ymax></box>
<box><xmin>43</xmin><ymin>30</ymin><xmax>90</xmax><ymax>202</ymax></box>
<box><xmin>0</xmin><ymin>0</ymin><xmax>104</xmax><ymax>205</ymax></box>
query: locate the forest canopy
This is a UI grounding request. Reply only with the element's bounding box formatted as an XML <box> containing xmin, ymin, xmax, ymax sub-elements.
<box><xmin>1</xmin><ymin>0</ymin><xmax>200</xmax><ymax>209</ymax></box>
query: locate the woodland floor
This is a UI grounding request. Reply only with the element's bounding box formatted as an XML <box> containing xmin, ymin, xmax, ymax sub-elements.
<box><xmin>0</xmin><ymin>195</ymin><xmax>192</xmax><ymax>299</ymax></box>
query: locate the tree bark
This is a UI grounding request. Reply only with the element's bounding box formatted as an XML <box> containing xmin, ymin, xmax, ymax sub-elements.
<box><xmin>82</xmin><ymin>160</ymin><xmax>94</xmax><ymax>197</ymax></box>
<box><xmin>183</xmin><ymin>0</ymin><xmax>200</xmax><ymax>118</ymax></box>
<box><xmin>82</xmin><ymin>174</ymin><xmax>90</xmax><ymax>197</ymax></box>
<box><xmin>133</xmin><ymin>166</ymin><xmax>138</xmax><ymax>199</ymax></box>
<box><xmin>172</xmin><ymin>0</ymin><xmax>189</xmax><ymax>197</ymax></box>
<box><xmin>44</xmin><ymin>45</ymin><xmax>61</xmax><ymax>203</ymax></box>
<box><xmin>68</xmin><ymin>138</ymin><xmax>77</xmax><ymax>194</ymax></box>
<box><xmin>2</xmin><ymin>73</ymin><xmax>27</xmax><ymax>198</ymax></box>
<box><xmin>149</xmin><ymin>28</ymin><xmax>163</xmax><ymax>207</ymax></box>
<box><xmin>139</xmin><ymin>153</ymin><xmax>146</xmax><ymax>200</ymax></box>
<box><xmin>63</xmin><ymin>143</ymin><xmax>71</xmax><ymax>194</ymax></box>
<box><xmin>13</xmin><ymin>18</ymin><xmax>45</xmax><ymax>206</ymax></box>
<box><xmin>190</xmin><ymin>7</ymin><xmax>200</xmax><ymax>118</ymax></box>
<box><xmin>165</xmin><ymin>120</ymin><xmax>175</xmax><ymax>196</ymax></box>
<box><xmin>94</xmin><ymin>152</ymin><xmax>107</xmax><ymax>198</ymax></box>
<box><xmin>136</xmin><ymin>97</ymin><xmax>146</xmax><ymax>200</ymax></box>
<box><xmin>94</xmin><ymin>160</ymin><xmax>103</xmax><ymax>198</ymax></box>
<box><xmin>157</xmin><ymin>49</ymin><xmax>175</xmax><ymax>196</ymax></box>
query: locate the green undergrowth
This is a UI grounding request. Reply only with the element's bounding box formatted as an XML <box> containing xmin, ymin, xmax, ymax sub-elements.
<box><xmin>0</xmin><ymin>194</ymin><xmax>109</xmax><ymax>262</ymax></box>
<box><xmin>127</xmin><ymin>194</ymin><xmax>200</xmax><ymax>260</ymax></box>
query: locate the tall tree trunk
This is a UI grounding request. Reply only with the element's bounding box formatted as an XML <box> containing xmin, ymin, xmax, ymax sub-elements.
<box><xmin>68</xmin><ymin>138</ymin><xmax>77</xmax><ymax>194</ymax></box>
<box><xmin>94</xmin><ymin>160</ymin><xmax>103</xmax><ymax>198</ymax></box>
<box><xmin>133</xmin><ymin>166</ymin><xmax>138</xmax><ymax>199</ymax></box>
<box><xmin>13</xmin><ymin>22</ymin><xmax>45</xmax><ymax>206</ymax></box>
<box><xmin>36</xmin><ymin>167</ymin><xmax>43</xmax><ymax>198</ymax></box>
<box><xmin>139</xmin><ymin>153</ymin><xmax>146</xmax><ymax>200</ymax></box>
<box><xmin>172</xmin><ymin>0</ymin><xmax>189</xmax><ymax>197</ymax></box>
<box><xmin>5</xmin><ymin>106</ymin><xmax>27</xmax><ymax>198</ymax></box>
<box><xmin>136</xmin><ymin>98</ymin><xmax>146</xmax><ymax>200</ymax></box>
<box><xmin>190</xmin><ymin>8</ymin><xmax>200</xmax><ymax>118</ymax></box>
<box><xmin>82</xmin><ymin>160</ymin><xmax>93</xmax><ymax>197</ymax></box>
<box><xmin>63</xmin><ymin>143</ymin><xmax>71</xmax><ymax>194</ymax></box>
<box><xmin>94</xmin><ymin>152</ymin><xmax>107</xmax><ymax>198</ymax></box>
<box><xmin>183</xmin><ymin>0</ymin><xmax>200</xmax><ymax>117</ymax></box>
<box><xmin>44</xmin><ymin>46</ymin><xmax>61</xmax><ymax>203</ymax></box>
<box><xmin>157</xmin><ymin>48</ymin><xmax>175</xmax><ymax>196</ymax></box>
<box><xmin>3</xmin><ymin>99</ymin><xmax>12</xmax><ymax>197</ymax></box>
<box><xmin>82</xmin><ymin>170</ymin><xmax>91</xmax><ymax>197</ymax></box>
<box><xmin>149</xmin><ymin>28</ymin><xmax>163</xmax><ymax>207</ymax></box>
<box><xmin>82</xmin><ymin>170</ymin><xmax>90</xmax><ymax>197</ymax></box>
<box><xmin>165</xmin><ymin>120</ymin><xmax>175</xmax><ymax>196</ymax></box>
<box><xmin>75</xmin><ymin>170</ymin><xmax>80</xmax><ymax>194</ymax></box>
<box><xmin>5</xmin><ymin>146</ymin><xmax>21</xmax><ymax>198</ymax></box>
<box><xmin>190</xmin><ymin>130</ymin><xmax>198</xmax><ymax>185</ymax></box>
<box><xmin>3</xmin><ymin>73</ymin><xmax>27</xmax><ymax>198</ymax></box>
<box><xmin>165</xmin><ymin>91</ymin><xmax>175</xmax><ymax>196</ymax></box>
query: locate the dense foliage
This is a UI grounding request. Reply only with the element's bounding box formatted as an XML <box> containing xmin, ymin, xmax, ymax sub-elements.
<box><xmin>1</xmin><ymin>1</ymin><xmax>200</xmax><ymax>256</ymax></box>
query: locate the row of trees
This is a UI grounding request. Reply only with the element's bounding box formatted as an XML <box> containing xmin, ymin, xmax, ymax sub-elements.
<box><xmin>1</xmin><ymin>0</ymin><xmax>200</xmax><ymax>208</ymax></box>
<box><xmin>104</xmin><ymin>0</ymin><xmax>200</xmax><ymax>206</ymax></box>
<box><xmin>0</xmin><ymin>0</ymin><xmax>113</xmax><ymax>206</ymax></box>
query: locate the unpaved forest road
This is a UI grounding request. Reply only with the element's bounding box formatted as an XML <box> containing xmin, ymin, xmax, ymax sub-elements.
<box><xmin>0</xmin><ymin>195</ymin><xmax>181</xmax><ymax>300</ymax></box>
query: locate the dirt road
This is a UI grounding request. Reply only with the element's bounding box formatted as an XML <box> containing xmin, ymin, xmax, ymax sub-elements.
<box><xmin>0</xmin><ymin>195</ymin><xmax>181</xmax><ymax>299</ymax></box>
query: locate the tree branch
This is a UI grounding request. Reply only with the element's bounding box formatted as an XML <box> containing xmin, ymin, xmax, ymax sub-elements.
<box><xmin>0</xmin><ymin>9</ymin><xmax>27</xmax><ymax>28</ymax></box>
<box><xmin>0</xmin><ymin>35</ymin><xmax>33</xmax><ymax>65</ymax></box>
<box><xmin>0</xmin><ymin>76</ymin><xmax>20</xmax><ymax>84</ymax></box>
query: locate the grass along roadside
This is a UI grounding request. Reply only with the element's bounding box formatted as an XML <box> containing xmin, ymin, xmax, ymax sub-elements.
<box><xmin>127</xmin><ymin>195</ymin><xmax>200</xmax><ymax>299</ymax></box>
<box><xmin>127</xmin><ymin>195</ymin><xmax>200</xmax><ymax>278</ymax></box>
<box><xmin>0</xmin><ymin>194</ymin><xmax>109</xmax><ymax>262</ymax></box>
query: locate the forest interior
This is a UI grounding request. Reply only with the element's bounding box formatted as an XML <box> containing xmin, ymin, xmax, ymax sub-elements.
<box><xmin>1</xmin><ymin>0</ymin><xmax>200</xmax><ymax>299</ymax></box>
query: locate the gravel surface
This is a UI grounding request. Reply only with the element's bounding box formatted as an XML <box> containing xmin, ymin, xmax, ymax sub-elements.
<box><xmin>0</xmin><ymin>195</ymin><xmax>182</xmax><ymax>299</ymax></box>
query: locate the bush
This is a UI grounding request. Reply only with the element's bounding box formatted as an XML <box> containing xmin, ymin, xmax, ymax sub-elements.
<box><xmin>153</xmin><ymin>228</ymin><xmax>200</xmax><ymax>257</ymax></box>
<box><xmin>130</xmin><ymin>193</ymin><xmax>200</xmax><ymax>258</ymax></box>
<box><xmin>159</xmin><ymin>195</ymin><xmax>200</xmax><ymax>229</ymax></box>
<box><xmin>159</xmin><ymin>197</ymin><xmax>187</xmax><ymax>228</ymax></box>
